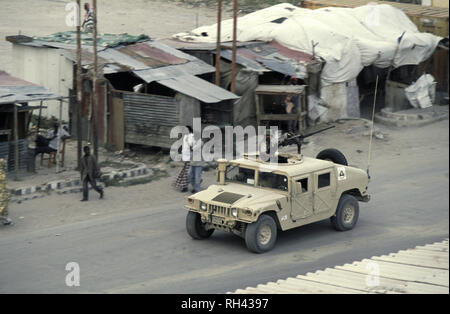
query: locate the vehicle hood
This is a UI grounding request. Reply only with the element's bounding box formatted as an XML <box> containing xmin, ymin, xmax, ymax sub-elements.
<box><xmin>192</xmin><ymin>183</ymin><xmax>286</xmax><ymax>209</ymax></box>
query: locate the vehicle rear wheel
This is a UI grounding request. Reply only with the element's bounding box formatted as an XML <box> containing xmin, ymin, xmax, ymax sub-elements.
<box><xmin>316</xmin><ymin>148</ymin><xmax>348</xmax><ymax>166</ymax></box>
<box><xmin>331</xmin><ymin>194</ymin><xmax>359</xmax><ymax>231</ymax></box>
<box><xmin>245</xmin><ymin>214</ymin><xmax>277</xmax><ymax>253</ymax></box>
<box><xmin>186</xmin><ymin>211</ymin><xmax>214</xmax><ymax>239</ymax></box>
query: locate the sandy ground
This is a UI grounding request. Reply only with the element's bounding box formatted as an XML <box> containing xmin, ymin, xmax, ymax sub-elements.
<box><xmin>2</xmin><ymin>117</ymin><xmax>448</xmax><ymax>235</ymax></box>
<box><xmin>0</xmin><ymin>1</ymin><xmax>448</xmax><ymax>236</ymax></box>
<box><xmin>0</xmin><ymin>0</ymin><xmax>233</xmax><ymax>73</ymax></box>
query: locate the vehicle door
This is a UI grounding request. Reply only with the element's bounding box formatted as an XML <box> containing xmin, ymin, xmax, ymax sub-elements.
<box><xmin>313</xmin><ymin>168</ymin><xmax>336</xmax><ymax>214</ymax></box>
<box><xmin>290</xmin><ymin>175</ymin><xmax>313</xmax><ymax>221</ymax></box>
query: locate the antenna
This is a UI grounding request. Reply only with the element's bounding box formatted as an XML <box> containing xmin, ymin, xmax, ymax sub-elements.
<box><xmin>367</xmin><ymin>75</ymin><xmax>379</xmax><ymax>180</ymax></box>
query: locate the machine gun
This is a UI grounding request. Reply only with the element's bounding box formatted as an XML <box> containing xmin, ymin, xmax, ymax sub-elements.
<box><xmin>276</xmin><ymin>125</ymin><xmax>336</xmax><ymax>154</ymax></box>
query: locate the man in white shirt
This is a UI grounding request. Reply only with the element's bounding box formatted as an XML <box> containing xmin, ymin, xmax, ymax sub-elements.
<box><xmin>35</xmin><ymin>124</ymin><xmax>70</xmax><ymax>156</ymax></box>
<box><xmin>182</xmin><ymin>126</ymin><xmax>204</xmax><ymax>193</ymax></box>
<box><xmin>47</xmin><ymin>124</ymin><xmax>70</xmax><ymax>151</ymax></box>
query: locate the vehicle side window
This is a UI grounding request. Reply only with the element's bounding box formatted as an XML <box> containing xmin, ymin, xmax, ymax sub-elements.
<box><xmin>296</xmin><ymin>178</ymin><xmax>308</xmax><ymax>193</ymax></box>
<box><xmin>318</xmin><ymin>173</ymin><xmax>330</xmax><ymax>189</ymax></box>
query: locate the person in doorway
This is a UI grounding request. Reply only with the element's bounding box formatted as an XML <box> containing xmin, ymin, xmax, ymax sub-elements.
<box><xmin>80</xmin><ymin>146</ymin><xmax>103</xmax><ymax>201</ymax></box>
<box><xmin>282</xmin><ymin>95</ymin><xmax>298</xmax><ymax>133</ymax></box>
<box><xmin>0</xmin><ymin>158</ymin><xmax>12</xmax><ymax>226</ymax></box>
<box><xmin>82</xmin><ymin>2</ymin><xmax>94</xmax><ymax>33</ymax></box>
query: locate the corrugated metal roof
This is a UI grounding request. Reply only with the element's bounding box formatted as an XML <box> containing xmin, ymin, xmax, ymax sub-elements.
<box><xmin>9</xmin><ymin>36</ymin><xmax>235</xmax><ymax>101</ymax></box>
<box><xmin>158</xmin><ymin>75</ymin><xmax>240</xmax><ymax>103</ymax></box>
<box><xmin>11</xmin><ymin>36</ymin><xmax>216</xmax><ymax>80</ymax></box>
<box><xmin>230</xmin><ymin>239</ymin><xmax>449</xmax><ymax>294</ymax></box>
<box><xmin>0</xmin><ymin>71</ymin><xmax>62</xmax><ymax>104</ymax></box>
<box><xmin>133</xmin><ymin>60</ymin><xmax>214</xmax><ymax>83</ymax></box>
<box><xmin>213</xmin><ymin>41</ymin><xmax>321</xmax><ymax>78</ymax></box>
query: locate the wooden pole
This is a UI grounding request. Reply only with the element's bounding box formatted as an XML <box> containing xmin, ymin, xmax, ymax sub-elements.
<box><xmin>56</xmin><ymin>99</ymin><xmax>62</xmax><ymax>173</ymax></box>
<box><xmin>231</xmin><ymin>0</ymin><xmax>238</xmax><ymax>93</ymax></box>
<box><xmin>37</xmin><ymin>100</ymin><xmax>43</xmax><ymax>133</ymax></box>
<box><xmin>13</xmin><ymin>104</ymin><xmax>19</xmax><ymax>180</ymax></box>
<box><xmin>215</xmin><ymin>0</ymin><xmax>222</xmax><ymax>86</ymax></box>
<box><xmin>76</xmin><ymin>0</ymin><xmax>82</xmax><ymax>170</ymax></box>
<box><xmin>92</xmin><ymin>0</ymin><xmax>98</xmax><ymax>160</ymax></box>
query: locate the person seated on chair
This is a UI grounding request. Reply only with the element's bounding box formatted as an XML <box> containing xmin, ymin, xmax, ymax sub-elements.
<box><xmin>35</xmin><ymin>124</ymin><xmax>70</xmax><ymax>156</ymax></box>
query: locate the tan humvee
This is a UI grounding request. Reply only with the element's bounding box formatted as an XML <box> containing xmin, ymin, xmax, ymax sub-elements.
<box><xmin>185</xmin><ymin>151</ymin><xmax>370</xmax><ymax>253</ymax></box>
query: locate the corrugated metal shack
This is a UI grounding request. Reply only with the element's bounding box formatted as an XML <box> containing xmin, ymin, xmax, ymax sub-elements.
<box><xmin>0</xmin><ymin>71</ymin><xmax>62</xmax><ymax>176</ymax></box>
<box><xmin>162</xmin><ymin>39</ymin><xmax>324</xmax><ymax>128</ymax></box>
<box><xmin>7</xmin><ymin>33</ymin><xmax>239</xmax><ymax>150</ymax></box>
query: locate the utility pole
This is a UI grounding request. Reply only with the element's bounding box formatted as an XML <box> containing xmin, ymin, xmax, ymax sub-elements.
<box><xmin>76</xmin><ymin>0</ymin><xmax>82</xmax><ymax>169</ymax></box>
<box><xmin>92</xmin><ymin>0</ymin><xmax>99</xmax><ymax>160</ymax></box>
<box><xmin>215</xmin><ymin>0</ymin><xmax>222</xmax><ymax>86</ymax></box>
<box><xmin>231</xmin><ymin>0</ymin><xmax>238</xmax><ymax>93</ymax></box>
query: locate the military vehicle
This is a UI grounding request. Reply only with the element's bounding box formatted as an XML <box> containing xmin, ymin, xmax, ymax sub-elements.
<box><xmin>184</xmin><ymin>128</ymin><xmax>370</xmax><ymax>253</ymax></box>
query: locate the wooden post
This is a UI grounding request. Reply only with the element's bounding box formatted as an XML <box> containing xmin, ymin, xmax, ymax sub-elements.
<box><xmin>13</xmin><ymin>104</ymin><xmax>19</xmax><ymax>180</ymax></box>
<box><xmin>92</xmin><ymin>0</ymin><xmax>99</xmax><ymax>160</ymax></box>
<box><xmin>56</xmin><ymin>99</ymin><xmax>63</xmax><ymax>173</ymax></box>
<box><xmin>231</xmin><ymin>0</ymin><xmax>238</xmax><ymax>93</ymax></box>
<box><xmin>76</xmin><ymin>0</ymin><xmax>82</xmax><ymax>170</ymax></box>
<box><xmin>215</xmin><ymin>0</ymin><xmax>222</xmax><ymax>86</ymax></box>
<box><xmin>37</xmin><ymin>100</ymin><xmax>43</xmax><ymax>133</ymax></box>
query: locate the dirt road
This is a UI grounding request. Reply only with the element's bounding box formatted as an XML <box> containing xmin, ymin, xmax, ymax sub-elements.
<box><xmin>0</xmin><ymin>119</ymin><xmax>448</xmax><ymax>293</ymax></box>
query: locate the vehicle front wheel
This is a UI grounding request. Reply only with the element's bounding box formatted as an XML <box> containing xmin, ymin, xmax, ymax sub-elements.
<box><xmin>186</xmin><ymin>211</ymin><xmax>214</xmax><ymax>239</ymax></box>
<box><xmin>245</xmin><ymin>214</ymin><xmax>277</xmax><ymax>253</ymax></box>
<box><xmin>331</xmin><ymin>194</ymin><xmax>359</xmax><ymax>231</ymax></box>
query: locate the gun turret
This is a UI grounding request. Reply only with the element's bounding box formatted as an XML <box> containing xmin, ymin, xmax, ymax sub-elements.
<box><xmin>278</xmin><ymin>125</ymin><xmax>335</xmax><ymax>154</ymax></box>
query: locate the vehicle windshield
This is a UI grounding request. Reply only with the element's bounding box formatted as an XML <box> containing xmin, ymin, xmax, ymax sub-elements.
<box><xmin>226</xmin><ymin>165</ymin><xmax>255</xmax><ymax>185</ymax></box>
<box><xmin>258</xmin><ymin>172</ymin><xmax>289</xmax><ymax>192</ymax></box>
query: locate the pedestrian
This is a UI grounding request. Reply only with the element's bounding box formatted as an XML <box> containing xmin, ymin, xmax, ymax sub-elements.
<box><xmin>80</xmin><ymin>146</ymin><xmax>103</xmax><ymax>201</ymax></box>
<box><xmin>82</xmin><ymin>2</ymin><xmax>94</xmax><ymax>33</ymax></box>
<box><xmin>172</xmin><ymin>126</ymin><xmax>192</xmax><ymax>192</ymax></box>
<box><xmin>184</xmin><ymin>126</ymin><xmax>204</xmax><ymax>194</ymax></box>
<box><xmin>0</xmin><ymin>158</ymin><xmax>12</xmax><ymax>226</ymax></box>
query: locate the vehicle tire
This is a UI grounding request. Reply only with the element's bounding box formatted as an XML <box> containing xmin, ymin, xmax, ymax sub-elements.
<box><xmin>316</xmin><ymin>148</ymin><xmax>348</xmax><ymax>166</ymax></box>
<box><xmin>331</xmin><ymin>194</ymin><xmax>359</xmax><ymax>231</ymax></box>
<box><xmin>245</xmin><ymin>214</ymin><xmax>277</xmax><ymax>253</ymax></box>
<box><xmin>186</xmin><ymin>211</ymin><xmax>214</xmax><ymax>239</ymax></box>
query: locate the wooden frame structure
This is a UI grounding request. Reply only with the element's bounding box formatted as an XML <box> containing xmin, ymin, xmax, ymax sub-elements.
<box><xmin>255</xmin><ymin>85</ymin><xmax>307</xmax><ymax>134</ymax></box>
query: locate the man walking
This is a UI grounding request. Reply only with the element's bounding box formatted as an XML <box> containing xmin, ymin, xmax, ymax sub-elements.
<box><xmin>80</xmin><ymin>146</ymin><xmax>103</xmax><ymax>201</ymax></box>
<box><xmin>82</xmin><ymin>2</ymin><xmax>94</xmax><ymax>33</ymax></box>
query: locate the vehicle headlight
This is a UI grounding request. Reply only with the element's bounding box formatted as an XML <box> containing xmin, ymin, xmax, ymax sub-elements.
<box><xmin>200</xmin><ymin>202</ymin><xmax>207</xmax><ymax>211</ymax></box>
<box><xmin>231</xmin><ymin>208</ymin><xmax>238</xmax><ymax>217</ymax></box>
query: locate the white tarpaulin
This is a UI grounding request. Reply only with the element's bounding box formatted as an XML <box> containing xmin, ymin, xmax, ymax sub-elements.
<box><xmin>405</xmin><ymin>74</ymin><xmax>436</xmax><ymax>109</ymax></box>
<box><xmin>174</xmin><ymin>3</ymin><xmax>442</xmax><ymax>85</ymax></box>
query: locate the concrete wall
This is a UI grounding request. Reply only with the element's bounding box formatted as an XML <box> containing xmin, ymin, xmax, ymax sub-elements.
<box><xmin>11</xmin><ymin>44</ymin><xmax>73</xmax><ymax>122</ymax></box>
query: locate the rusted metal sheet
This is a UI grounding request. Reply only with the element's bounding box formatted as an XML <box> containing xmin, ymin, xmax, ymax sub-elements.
<box><xmin>122</xmin><ymin>92</ymin><xmax>179</xmax><ymax>148</ymax></box>
<box><xmin>0</xmin><ymin>71</ymin><xmax>61</xmax><ymax>104</ymax></box>
<box><xmin>215</xmin><ymin>41</ymin><xmax>322</xmax><ymax>78</ymax></box>
<box><xmin>122</xmin><ymin>43</ymin><xmax>188</xmax><ymax>65</ymax></box>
